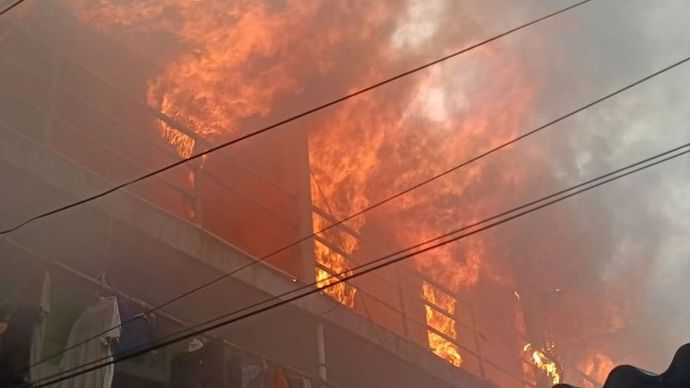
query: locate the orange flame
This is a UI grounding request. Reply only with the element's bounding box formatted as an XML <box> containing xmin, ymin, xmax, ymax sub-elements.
<box><xmin>65</xmin><ymin>0</ymin><xmax>550</xmax><ymax>375</ymax></box>
<box><xmin>313</xmin><ymin>239</ymin><xmax>356</xmax><ymax>308</ymax></box>
<box><xmin>581</xmin><ymin>351</ymin><xmax>615</xmax><ymax>387</ymax></box>
<box><xmin>65</xmin><ymin>1</ymin><xmax>538</xmax><ymax>289</ymax></box>
<box><xmin>65</xmin><ymin>0</ymin><xmax>390</xmax><ymax>155</ymax></box>
<box><xmin>311</xmin><ymin>183</ymin><xmax>360</xmax><ymax>306</ymax></box>
<box><xmin>523</xmin><ymin>343</ymin><xmax>562</xmax><ymax>385</ymax></box>
<box><xmin>422</xmin><ymin>281</ymin><xmax>462</xmax><ymax>367</ymax></box>
<box><xmin>307</xmin><ymin>48</ymin><xmax>539</xmax><ymax>298</ymax></box>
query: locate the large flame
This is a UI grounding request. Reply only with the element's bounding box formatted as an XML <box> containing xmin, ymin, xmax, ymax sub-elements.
<box><xmin>307</xmin><ymin>43</ymin><xmax>539</xmax><ymax>292</ymax></box>
<box><xmin>63</xmin><ymin>0</ymin><xmax>557</xmax><ymax>371</ymax></box>
<box><xmin>65</xmin><ymin>0</ymin><xmax>392</xmax><ymax>158</ymax></box>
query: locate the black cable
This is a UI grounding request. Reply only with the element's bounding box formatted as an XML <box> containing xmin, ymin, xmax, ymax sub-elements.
<box><xmin>22</xmin><ymin>49</ymin><xmax>690</xmax><ymax>375</ymax></box>
<box><xmin>32</xmin><ymin>146</ymin><xmax>690</xmax><ymax>388</ymax></box>
<box><xmin>27</xmin><ymin>144</ymin><xmax>690</xmax><ymax>388</ymax></box>
<box><xmin>0</xmin><ymin>0</ymin><xmax>25</xmax><ymax>17</ymax></box>
<box><xmin>34</xmin><ymin>141</ymin><xmax>690</xmax><ymax>384</ymax></box>
<box><xmin>0</xmin><ymin>0</ymin><xmax>592</xmax><ymax>237</ymax></box>
<box><xmin>15</xmin><ymin>0</ymin><xmax>600</xmax><ymax>373</ymax></box>
<box><xmin>5</xmin><ymin>0</ymin><xmax>684</xmax><ymax>385</ymax></box>
<box><xmin>39</xmin><ymin>142</ymin><xmax>690</xmax><ymax>382</ymax></box>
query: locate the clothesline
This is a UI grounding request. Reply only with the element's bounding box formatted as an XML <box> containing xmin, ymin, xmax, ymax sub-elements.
<box><xmin>2</xmin><ymin>238</ymin><xmax>337</xmax><ymax>387</ymax></box>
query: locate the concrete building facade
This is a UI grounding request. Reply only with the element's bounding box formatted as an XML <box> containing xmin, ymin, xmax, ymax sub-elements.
<box><xmin>0</xmin><ymin>4</ymin><xmax>546</xmax><ymax>387</ymax></box>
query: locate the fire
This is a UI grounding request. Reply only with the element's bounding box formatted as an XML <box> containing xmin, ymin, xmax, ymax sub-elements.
<box><xmin>313</xmin><ymin>240</ymin><xmax>356</xmax><ymax>308</ymax></box>
<box><xmin>581</xmin><ymin>351</ymin><xmax>615</xmax><ymax>387</ymax></box>
<box><xmin>160</xmin><ymin>125</ymin><xmax>196</xmax><ymax>158</ymax></box>
<box><xmin>523</xmin><ymin>343</ymin><xmax>562</xmax><ymax>385</ymax></box>
<box><xmin>64</xmin><ymin>0</ymin><xmax>549</xmax><ymax>374</ymax></box>
<box><xmin>63</xmin><ymin>0</ymin><xmax>394</xmax><ymax>307</ymax></box>
<box><xmin>306</xmin><ymin>43</ymin><xmax>538</xmax><ymax>361</ymax></box>
<box><xmin>311</xmin><ymin>181</ymin><xmax>361</xmax><ymax>306</ymax></box>
<box><xmin>422</xmin><ymin>281</ymin><xmax>462</xmax><ymax>367</ymax></box>
<box><xmin>428</xmin><ymin>332</ymin><xmax>463</xmax><ymax>367</ymax></box>
<box><xmin>64</xmin><ymin>0</ymin><xmax>392</xmax><ymax>157</ymax></box>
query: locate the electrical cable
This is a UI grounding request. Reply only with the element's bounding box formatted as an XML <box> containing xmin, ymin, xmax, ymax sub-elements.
<box><xmin>26</xmin><ymin>143</ymin><xmax>690</xmax><ymax>388</ymax></box>
<box><xmin>0</xmin><ymin>0</ymin><xmax>592</xmax><ymax>237</ymax></box>
<box><xmin>22</xmin><ymin>50</ymin><xmax>690</xmax><ymax>375</ymax></box>
<box><xmin>15</xmin><ymin>0</ymin><xmax>600</xmax><ymax>373</ymax></box>
<box><xmin>0</xmin><ymin>0</ymin><xmax>25</xmax><ymax>17</ymax></box>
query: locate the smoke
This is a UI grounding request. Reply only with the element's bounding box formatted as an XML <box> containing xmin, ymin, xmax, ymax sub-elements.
<box><xmin>447</xmin><ymin>1</ymin><xmax>690</xmax><ymax>382</ymax></box>
<box><xmin>537</xmin><ymin>0</ymin><xmax>690</xmax><ymax>377</ymax></box>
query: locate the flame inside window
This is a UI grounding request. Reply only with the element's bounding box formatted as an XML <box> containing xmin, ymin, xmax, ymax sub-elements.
<box><xmin>313</xmin><ymin>239</ymin><xmax>356</xmax><ymax>307</ymax></box>
<box><xmin>422</xmin><ymin>281</ymin><xmax>462</xmax><ymax>367</ymax></box>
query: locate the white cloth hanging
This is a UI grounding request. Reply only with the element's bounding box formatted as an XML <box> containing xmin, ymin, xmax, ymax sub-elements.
<box><xmin>28</xmin><ymin>272</ymin><xmax>51</xmax><ymax>383</ymax></box>
<box><xmin>301</xmin><ymin>377</ymin><xmax>313</xmax><ymax>388</ymax></box>
<box><xmin>58</xmin><ymin>296</ymin><xmax>120</xmax><ymax>388</ymax></box>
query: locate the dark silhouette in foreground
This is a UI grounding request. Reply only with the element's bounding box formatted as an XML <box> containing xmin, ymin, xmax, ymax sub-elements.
<box><xmin>553</xmin><ymin>343</ymin><xmax>690</xmax><ymax>388</ymax></box>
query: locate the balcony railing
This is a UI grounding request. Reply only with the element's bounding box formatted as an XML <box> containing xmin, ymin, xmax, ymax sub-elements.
<box><xmin>311</xmin><ymin>207</ymin><xmax>540</xmax><ymax>388</ymax></box>
<box><xmin>1</xmin><ymin>18</ymin><xmax>544</xmax><ymax>388</ymax></box>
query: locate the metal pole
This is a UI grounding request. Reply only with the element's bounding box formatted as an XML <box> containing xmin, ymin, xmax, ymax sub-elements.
<box><xmin>316</xmin><ymin>319</ymin><xmax>328</xmax><ymax>387</ymax></box>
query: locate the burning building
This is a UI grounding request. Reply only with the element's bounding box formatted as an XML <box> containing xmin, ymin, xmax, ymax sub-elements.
<box><xmin>2</xmin><ymin>1</ymin><xmax>668</xmax><ymax>387</ymax></box>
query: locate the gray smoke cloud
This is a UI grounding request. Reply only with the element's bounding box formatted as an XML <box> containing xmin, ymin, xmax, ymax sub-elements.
<box><xmin>523</xmin><ymin>0</ymin><xmax>690</xmax><ymax>377</ymax></box>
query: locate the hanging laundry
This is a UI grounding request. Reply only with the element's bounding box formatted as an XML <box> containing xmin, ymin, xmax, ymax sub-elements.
<box><xmin>112</xmin><ymin>297</ymin><xmax>156</xmax><ymax>359</ymax></box>
<box><xmin>268</xmin><ymin>366</ymin><xmax>290</xmax><ymax>388</ymax></box>
<box><xmin>0</xmin><ymin>270</ymin><xmax>51</xmax><ymax>386</ymax></box>
<box><xmin>243</xmin><ymin>359</ymin><xmax>267</xmax><ymax>388</ymax></box>
<box><xmin>301</xmin><ymin>377</ymin><xmax>313</xmax><ymax>388</ymax></box>
<box><xmin>280</xmin><ymin>369</ymin><xmax>317</xmax><ymax>388</ymax></box>
<box><xmin>29</xmin><ymin>272</ymin><xmax>52</xmax><ymax>383</ymax></box>
<box><xmin>246</xmin><ymin>363</ymin><xmax>306</xmax><ymax>388</ymax></box>
<box><xmin>286</xmin><ymin>376</ymin><xmax>313</xmax><ymax>388</ymax></box>
<box><xmin>0</xmin><ymin>306</ymin><xmax>36</xmax><ymax>385</ymax></box>
<box><xmin>169</xmin><ymin>338</ymin><xmax>227</xmax><ymax>388</ymax></box>
<box><xmin>58</xmin><ymin>296</ymin><xmax>121</xmax><ymax>388</ymax></box>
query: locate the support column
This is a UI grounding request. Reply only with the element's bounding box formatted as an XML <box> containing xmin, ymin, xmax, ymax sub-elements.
<box><xmin>316</xmin><ymin>319</ymin><xmax>328</xmax><ymax>386</ymax></box>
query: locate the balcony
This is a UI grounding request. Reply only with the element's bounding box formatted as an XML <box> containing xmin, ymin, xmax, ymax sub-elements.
<box><xmin>0</xmin><ymin>6</ymin><xmax>540</xmax><ymax>387</ymax></box>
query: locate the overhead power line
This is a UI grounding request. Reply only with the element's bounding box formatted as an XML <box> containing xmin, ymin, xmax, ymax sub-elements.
<box><xmin>26</xmin><ymin>143</ymin><xmax>690</xmax><ymax>388</ymax></box>
<box><xmin>21</xmin><ymin>49</ymin><xmax>690</xmax><ymax>376</ymax></box>
<box><xmin>0</xmin><ymin>0</ymin><xmax>25</xmax><ymax>17</ymax></box>
<box><xmin>0</xmin><ymin>0</ymin><xmax>592</xmax><ymax>237</ymax></box>
<box><xmin>33</xmin><ymin>142</ymin><xmax>690</xmax><ymax>386</ymax></box>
